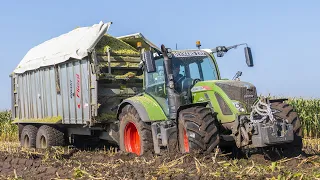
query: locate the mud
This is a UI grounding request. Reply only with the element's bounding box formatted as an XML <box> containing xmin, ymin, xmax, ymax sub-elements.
<box><xmin>0</xmin><ymin>145</ymin><xmax>319</xmax><ymax>180</ymax></box>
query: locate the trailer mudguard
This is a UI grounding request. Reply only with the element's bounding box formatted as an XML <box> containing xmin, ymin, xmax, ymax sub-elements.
<box><xmin>117</xmin><ymin>94</ymin><xmax>167</xmax><ymax>122</ymax></box>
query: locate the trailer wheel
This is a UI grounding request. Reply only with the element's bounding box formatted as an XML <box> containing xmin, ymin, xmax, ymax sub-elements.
<box><xmin>178</xmin><ymin>106</ymin><xmax>220</xmax><ymax>153</ymax></box>
<box><xmin>18</xmin><ymin>124</ymin><xmax>25</xmax><ymax>141</ymax></box>
<box><xmin>271</xmin><ymin>102</ymin><xmax>303</xmax><ymax>156</ymax></box>
<box><xmin>119</xmin><ymin>105</ymin><xmax>153</xmax><ymax>155</ymax></box>
<box><xmin>36</xmin><ymin>125</ymin><xmax>65</xmax><ymax>149</ymax></box>
<box><xmin>20</xmin><ymin>125</ymin><xmax>38</xmax><ymax>148</ymax></box>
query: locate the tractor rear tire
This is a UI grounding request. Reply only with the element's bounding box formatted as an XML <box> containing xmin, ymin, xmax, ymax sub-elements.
<box><xmin>36</xmin><ymin>125</ymin><xmax>65</xmax><ymax>149</ymax></box>
<box><xmin>178</xmin><ymin>106</ymin><xmax>220</xmax><ymax>153</ymax></box>
<box><xmin>271</xmin><ymin>102</ymin><xmax>303</xmax><ymax>157</ymax></box>
<box><xmin>119</xmin><ymin>105</ymin><xmax>153</xmax><ymax>155</ymax></box>
<box><xmin>20</xmin><ymin>125</ymin><xmax>38</xmax><ymax>148</ymax></box>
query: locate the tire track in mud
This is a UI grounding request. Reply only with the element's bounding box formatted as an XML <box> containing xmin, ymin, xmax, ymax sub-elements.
<box><xmin>0</xmin><ymin>155</ymin><xmax>74</xmax><ymax>179</ymax></box>
<box><xmin>0</xmin><ymin>157</ymin><xmax>56</xmax><ymax>179</ymax></box>
<box><xmin>0</xmin><ymin>147</ymin><xmax>319</xmax><ymax>180</ymax></box>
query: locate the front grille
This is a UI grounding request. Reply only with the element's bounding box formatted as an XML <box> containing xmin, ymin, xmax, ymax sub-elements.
<box><xmin>215</xmin><ymin>92</ymin><xmax>233</xmax><ymax>115</ymax></box>
<box><xmin>215</xmin><ymin>81</ymin><xmax>257</xmax><ymax>112</ymax></box>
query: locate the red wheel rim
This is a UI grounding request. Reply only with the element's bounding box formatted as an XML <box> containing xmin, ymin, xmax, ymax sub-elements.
<box><xmin>183</xmin><ymin>129</ymin><xmax>190</xmax><ymax>152</ymax></box>
<box><xmin>124</xmin><ymin>122</ymin><xmax>141</xmax><ymax>155</ymax></box>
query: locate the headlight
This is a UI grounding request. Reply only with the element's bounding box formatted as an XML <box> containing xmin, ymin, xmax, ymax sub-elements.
<box><xmin>232</xmin><ymin>102</ymin><xmax>246</xmax><ymax>112</ymax></box>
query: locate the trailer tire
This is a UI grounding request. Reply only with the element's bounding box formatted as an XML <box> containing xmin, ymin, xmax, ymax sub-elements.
<box><xmin>36</xmin><ymin>125</ymin><xmax>65</xmax><ymax>149</ymax></box>
<box><xmin>271</xmin><ymin>102</ymin><xmax>303</xmax><ymax>156</ymax></box>
<box><xmin>178</xmin><ymin>106</ymin><xmax>220</xmax><ymax>153</ymax></box>
<box><xmin>20</xmin><ymin>125</ymin><xmax>38</xmax><ymax>148</ymax></box>
<box><xmin>119</xmin><ymin>105</ymin><xmax>153</xmax><ymax>155</ymax></box>
<box><xmin>18</xmin><ymin>124</ymin><xmax>25</xmax><ymax>141</ymax></box>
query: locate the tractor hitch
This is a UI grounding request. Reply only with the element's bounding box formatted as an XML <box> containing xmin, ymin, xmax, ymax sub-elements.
<box><xmin>232</xmin><ymin>115</ymin><xmax>294</xmax><ymax>149</ymax></box>
<box><xmin>151</xmin><ymin>121</ymin><xmax>177</xmax><ymax>154</ymax></box>
<box><xmin>232</xmin><ymin>98</ymin><xmax>295</xmax><ymax>149</ymax></box>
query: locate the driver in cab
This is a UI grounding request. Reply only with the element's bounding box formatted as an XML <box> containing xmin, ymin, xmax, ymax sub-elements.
<box><xmin>172</xmin><ymin>60</ymin><xmax>184</xmax><ymax>92</ymax></box>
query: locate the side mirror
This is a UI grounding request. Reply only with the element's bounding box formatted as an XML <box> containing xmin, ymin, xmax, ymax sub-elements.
<box><xmin>244</xmin><ymin>47</ymin><xmax>254</xmax><ymax>67</ymax></box>
<box><xmin>142</xmin><ymin>51</ymin><xmax>156</xmax><ymax>73</ymax></box>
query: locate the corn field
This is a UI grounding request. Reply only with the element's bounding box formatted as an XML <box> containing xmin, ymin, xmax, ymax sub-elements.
<box><xmin>287</xmin><ymin>98</ymin><xmax>320</xmax><ymax>138</ymax></box>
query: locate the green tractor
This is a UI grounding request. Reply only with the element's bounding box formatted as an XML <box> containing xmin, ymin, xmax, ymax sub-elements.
<box><xmin>117</xmin><ymin>42</ymin><xmax>302</xmax><ymax>156</ymax></box>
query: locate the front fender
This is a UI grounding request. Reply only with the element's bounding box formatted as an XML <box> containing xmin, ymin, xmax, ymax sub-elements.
<box><xmin>175</xmin><ymin>102</ymin><xmax>209</xmax><ymax>121</ymax></box>
<box><xmin>117</xmin><ymin>94</ymin><xmax>167</xmax><ymax>122</ymax></box>
<box><xmin>269</xmin><ymin>98</ymin><xmax>288</xmax><ymax>103</ymax></box>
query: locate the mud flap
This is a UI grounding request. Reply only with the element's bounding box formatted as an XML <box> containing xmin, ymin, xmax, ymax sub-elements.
<box><xmin>151</xmin><ymin>121</ymin><xmax>177</xmax><ymax>154</ymax></box>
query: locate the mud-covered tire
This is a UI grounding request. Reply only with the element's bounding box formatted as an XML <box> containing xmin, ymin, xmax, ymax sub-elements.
<box><xmin>271</xmin><ymin>102</ymin><xmax>303</xmax><ymax>156</ymax></box>
<box><xmin>119</xmin><ymin>105</ymin><xmax>153</xmax><ymax>155</ymax></box>
<box><xmin>20</xmin><ymin>125</ymin><xmax>38</xmax><ymax>148</ymax></box>
<box><xmin>36</xmin><ymin>125</ymin><xmax>65</xmax><ymax>149</ymax></box>
<box><xmin>178</xmin><ymin>106</ymin><xmax>220</xmax><ymax>153</ymax></box>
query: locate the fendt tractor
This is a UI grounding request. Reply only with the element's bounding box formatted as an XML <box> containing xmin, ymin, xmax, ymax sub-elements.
<box><xmin>11</xmin><ymin>21</ymin><xmax>302</xmax><ymax>157</ymax></box>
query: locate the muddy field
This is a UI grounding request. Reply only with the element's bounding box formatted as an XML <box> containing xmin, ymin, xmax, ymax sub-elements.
<box><xmin>0</xmin><ymin>142</ymin><xmax>319</xmax><ymax>180</ymax></box>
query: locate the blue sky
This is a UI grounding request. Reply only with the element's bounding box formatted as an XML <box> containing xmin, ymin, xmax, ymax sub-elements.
<box><xmin>0</xmin><ymin>1</ymin><xmax>319</xmax><ymax>110</ymax></box>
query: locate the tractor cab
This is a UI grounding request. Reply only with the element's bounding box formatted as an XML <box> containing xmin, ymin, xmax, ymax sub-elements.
<box><xmin>144</xmin><ymin>49</ymin><xmax>220</xmax><ymax>115</ymax></box>
<box><xmin>142</xmin><ymin>41</ymin><xmax>254</xmax><ymax>118</ymax></box>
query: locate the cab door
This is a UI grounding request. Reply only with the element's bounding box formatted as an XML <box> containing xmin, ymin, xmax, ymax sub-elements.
<box><xmin>144</xmin><ymin>58</ymin><xmax>169</xmax><ymax>116</ymax></box>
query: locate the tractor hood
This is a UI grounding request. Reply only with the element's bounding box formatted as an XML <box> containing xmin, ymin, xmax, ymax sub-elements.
<box><xmin>214</xmin><ymin>80</ymin><xmax>258</xmax><ymax>111</ymax></box>
<box><xmin>192</xmin><ymin>80</ymin><xmax>258</xmax><ymax>112</ymax></box>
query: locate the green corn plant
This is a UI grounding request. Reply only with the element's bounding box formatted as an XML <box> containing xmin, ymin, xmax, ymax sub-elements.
<box><xmin>287</xmin><ymin>98</ymin><xmax>320</xmax><ymax>138</ymax></box>
<box><xmin>0</xmin><ymin>110</ymin><xmax>18</xmax><ymax>141</ymax></box>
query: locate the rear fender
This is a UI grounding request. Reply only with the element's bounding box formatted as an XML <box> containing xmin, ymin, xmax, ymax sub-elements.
<box><xmin>117</xmin><ymin>95</ymin><xmax>167</xmax><ymax>122</ymax></box>
<box><xmin>117</xmin><ymin>100</ymin><xmax>150</xmax><ymax>122</ymax></box>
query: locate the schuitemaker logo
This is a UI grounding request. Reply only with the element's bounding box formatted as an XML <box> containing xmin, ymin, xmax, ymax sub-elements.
<box><xmin>76</xmin><ymin>74</ymin><xmax>81</xmax><ymax>108</ymax></box>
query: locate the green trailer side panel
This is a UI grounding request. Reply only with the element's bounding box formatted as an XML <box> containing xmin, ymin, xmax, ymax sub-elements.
<box><xmin>119</xmin><ymin>93</ymin><xmax>167</xmax><ymax>122</ymax></box>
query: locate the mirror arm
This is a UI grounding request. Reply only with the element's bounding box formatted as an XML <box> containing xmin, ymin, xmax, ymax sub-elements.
<box><xmin>226</xmin><ymin>43</ymin><xmax>248</xmax><ymax>51</ymax></box>
<box><xmin>211</xmin><ymin>43</ymin><xmax>248</xmax><ymax>53</ymax></box>
<box><xmin>211</xmin><ymin>43</ymin><xmax>254</xmax><ymax>67</ymax></box>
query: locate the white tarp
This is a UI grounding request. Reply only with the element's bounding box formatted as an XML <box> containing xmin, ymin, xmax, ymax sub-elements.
<box><xmin>14</xmin><ymin>21</ymin><xmax>112</xmax><ymax>74</ymax></box>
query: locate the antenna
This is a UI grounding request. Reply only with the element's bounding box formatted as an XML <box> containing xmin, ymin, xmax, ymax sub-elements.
<box><xmin>176</xmin><ymin>43</ymin><xmax>178</xmax><ymax>50</ymax></box>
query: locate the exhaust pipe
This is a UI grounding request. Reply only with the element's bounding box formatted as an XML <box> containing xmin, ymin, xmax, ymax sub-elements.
<box><xmin>161</xmin><ymin>44</ymin><xmax>181</xmax><ymax>120</ymax></box>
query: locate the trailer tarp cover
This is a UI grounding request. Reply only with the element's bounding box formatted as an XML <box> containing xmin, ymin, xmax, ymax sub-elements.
<box><xmin>13</xmin><ymin>21</ymin><xmax>111</xmax><ymax>74</ymax></box>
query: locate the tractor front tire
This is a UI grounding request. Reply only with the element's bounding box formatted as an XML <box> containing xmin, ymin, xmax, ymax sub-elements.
<box><xmin>271</xmin><ymin>102</ymin><xmax>303</xmax><ymax>157</ymax></box>
<box><xmin>20</xmin><ymin>125</ymin><xmax>38</xmax><ymax>148</ymax></box>
<box><xmin>178</xmin><ymin>106</ymin><xmax>220</xmax><ymax>153</ymax></box>
<box><xmin>36</xmin><ymin>125</ymin><xmax>65</xmax><ymax>149</ymax></box>
<box><xmin>119</xmin><ymin>105</ymin><xmax>153</xmax><ymax>155</ymax></box>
